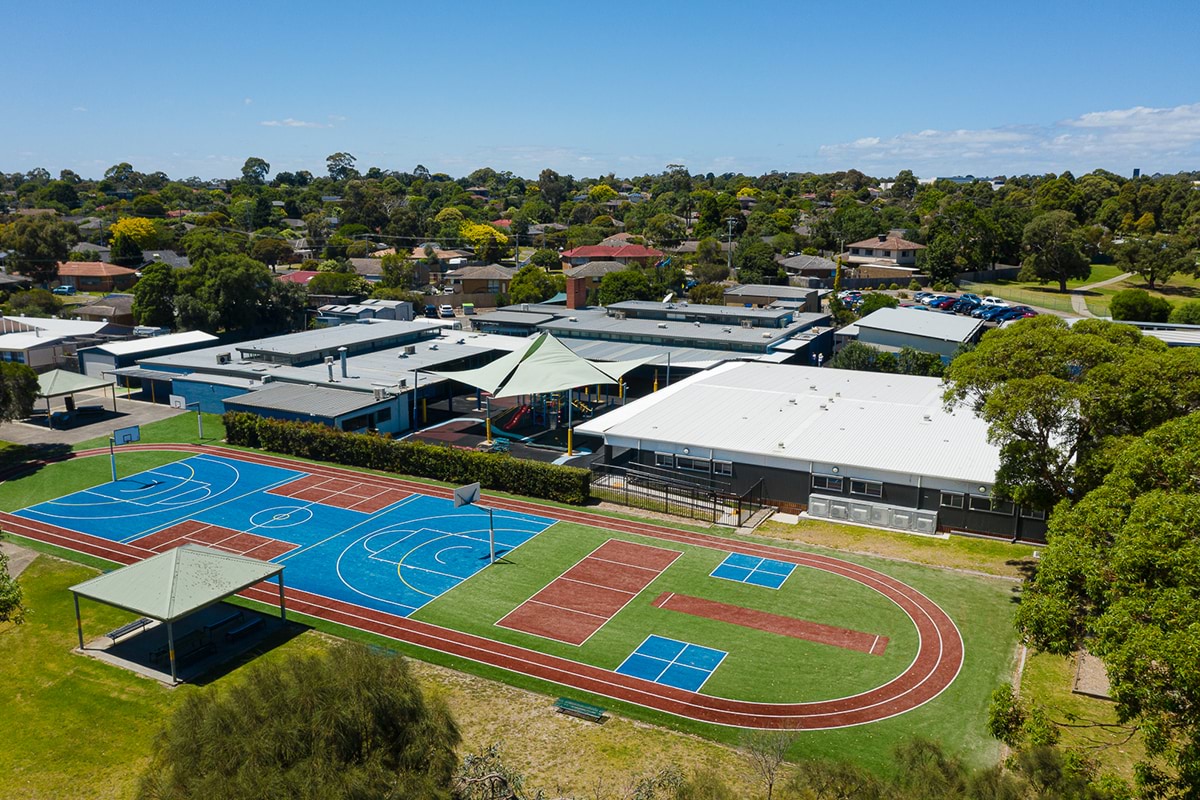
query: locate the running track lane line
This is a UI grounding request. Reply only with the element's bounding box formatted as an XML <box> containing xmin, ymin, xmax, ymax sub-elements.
<box><xmin>2</xmin><ymin>446</ymin><xmax>965</xmax><ymax>729</ymax></box>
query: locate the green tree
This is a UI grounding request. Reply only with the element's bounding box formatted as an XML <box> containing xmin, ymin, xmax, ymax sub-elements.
<box><xmin>132</xmin><ymin>262</ymin><xmax>178</xmax><ymax>328</ymax></box>
<box><xmin>1016</xmin><ymin>413</ymin><xmax>1200</xmax><ymax>794</ymax></box>
<box><xmin>240</xmin><ymin>156</ymin><xmax>270</xmax><ymax>186</ymax></box>
<box><xmin>0</xmin><ymin>531</ymin><xmax>26</xmax><ymax>625</ymax></box>
<box><xmin>597</xmin><ymin>268</ymin><xmax>653</xmax><ymax>305</ymax></box>
<box><xmin>379</xmin><ymin>253</ymin><xmax>416</xmax><ymax>289</ymax></box>
<box><xmin>732</xmin><ymin>238</ymin><xmax>776</xmax><ymax>284</ymax></box>
<box><xmin>857</xmin><ymin>292</ymin><xmax>898</xmax><ymax>317</ymax></box>
<box><xmin>692</xmin><ymin>260</ymin><xmax>730</xmax><ymax>284</ymax></box>
<box><xmin>896</xmin><ymin>347</ymin><xmax>946</xmax><ymax>377</ymax></box>
<box><xmin>1018</xmin><ymin>211</ymin><xmax>1090</xmax><ymax>291</ymax></box>
<box><xmin>3</xmin><ymin>288</ymin><xmax>63</xmax><ymax>317</ymax></box>
<box><xmin>138</xmin><ymin>642</ymin><xmax>459</xmax><ymax>800</ymax></box>
<box><xmin>325</xmin><ymin>152</ymin><xmax>358</xmax><ymax>182</ymax></box>
<box><xmin>110</xmin><ymin>232</ymin><xmax>144</xmax><ymax>268</ymax></box>
<box><xmin>1169</xmin><ymin>300</ymin><xmax>1200</xmax><ymax>324</ymax></box>
<box><xmin>645</xmin><ymin>213</ymin><xmax>685</xmax><ymax>248</ymax></box>
<box><xmin>942</xmin><ymin>316</ymin><xmax>1200</xmax><ymax>509</ymax></box>
<box><xmin>507</xmin><ymin>264</ymin><xmax>558</xmax><ymax>305</ymax></box>
<box><xmin>687</xmin><ymin>282</ymin><xmax>725</xmax><ymax>304</ymax></box>
<box><xmin>529</xmin><ymin>249</ymin><xmax>559</xmax><ymax>270</ymax></box>
<box><xmin>250</xmin><ymin>238</ymin><xmax>293</xmax><ymax>270</ymax></box>
<box><xmin>1109</xmin><ymin>288</ymin><xmax>1171</xmax><ymax>323</ymax></box>
<box><xmin>923</xmin><ymin>232</ymin><xmax>962</xmax><ymax>284</ymax></box>
<box><xmin>307</xmin><ymin>271</ymin><xmax>371</xmax><ymax>296</ymax></box>
<box><xmin>1114</xmin><ymin>234</ymin><xmax>1196</xmax><ymax>290</ymax></box>
<box><xmin>587</xmin><ymin>184</ymin><xmax>618</xmax><ymax>204</ymax></box>
<box><xmin>175</xmin><ymin>254</ymin><xmax>293</xmax><ymax>332</ymax></box>
<box><xmin>0</xmin><ymin>362</ymin><xmax>39</xmax><ymax>423</ymax></box>
<box><xmin>827</xmin><ymin>341</ymin><xmax>898</xmax><ymax>373</ymax></box>
<box><xmin>0</xmin><ymin>215</ymin><xmax>77</xmax><ymax>285</ymax></box>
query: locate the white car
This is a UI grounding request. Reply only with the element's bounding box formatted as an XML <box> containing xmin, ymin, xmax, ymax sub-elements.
<box><xmin>980</xmin><ymin>296</ymin><xmax>1009</xmax><ymax>308</ymax></box>
<box><xmin>439</xmin><ymin>304</ymin><xmax>455</xmax><ymax>318</ymax></box>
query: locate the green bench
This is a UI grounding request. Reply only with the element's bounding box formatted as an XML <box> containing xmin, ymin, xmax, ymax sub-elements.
<box><xmin>554</xmin><ymin>697</ymin><xmax>606</xmax><ymax>722</ymax></box>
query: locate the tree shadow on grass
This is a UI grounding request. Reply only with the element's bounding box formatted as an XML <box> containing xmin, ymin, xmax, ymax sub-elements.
<box><xmin>0</xmin><ymin>443</ymin><xmax>73</xmax><ymax>481</ymax></box>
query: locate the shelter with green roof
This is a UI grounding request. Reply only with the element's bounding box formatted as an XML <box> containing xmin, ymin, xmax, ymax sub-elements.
<box><xmin>70</xmin><ymin>544</ymin><xmax>286</xmax><ymax>682</ymax></box>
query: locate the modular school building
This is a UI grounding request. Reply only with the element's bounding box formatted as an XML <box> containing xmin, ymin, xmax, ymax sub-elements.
<box><xmin>579</xmin><ymin>361</ymin><xmax>1048</xmax><ymax>542</ymax></box>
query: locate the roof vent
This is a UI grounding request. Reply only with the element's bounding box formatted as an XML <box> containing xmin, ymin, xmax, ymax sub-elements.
<box><xmin>819</xmin><ymin>403</ymin><xmax>828</xmax><ymax>410</ymax></box>
<box><xmin>429</xmin><ymin>343</ymin><xmax>438</xmax><ymax>350</ymax></box>
<box><xmin>788</xmin><ymin>398</ymin><xmax>797</xmax><ymax>404</ymax></box>
<box><xmin>657</xmin><ymin>323</ymin><xmax>668</xmax><ymax>329</ymax></box>
<box><xmin>722</xmin><ymin>327</ymin><xmax>731</xmax><ymax>333</ymax></box>
<box><xmin>569</xmin><ymin>316</ymin><xmax>578</xmax><ymax>322</ymax></box>
<box><xmin>694</xmin><ymin>321</ymin><xmax>701</xmax><ymax>327</ymax></box>
<box><xmin>923</xmin><ymin>413</ymin><xmax>932</xmax><ymax>422</ymax></box>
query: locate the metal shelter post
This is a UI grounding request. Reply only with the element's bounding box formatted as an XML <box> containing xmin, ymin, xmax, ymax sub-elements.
<box><xmin>73</xmin><ymin>593</ymin><xmax>83</xmax><ymax>650</ymax></box>
<box><xmin>167</xmin><ymin>621</ymin><xmax>177</xmax><ymax>684</ymax></box>
<box><xmin>277</xmin><ymin>572</ymin><xmax>287</xmax><ymax>620</ymax></box>
<box><xmin>567</xmin><ymin>388</ymin><xmax>573</xmax><ymax>455</ymax></box>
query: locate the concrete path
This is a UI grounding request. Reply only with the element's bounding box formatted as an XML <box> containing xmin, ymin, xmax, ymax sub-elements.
<box><xmin>1</xmin><ymin>540</ymin><xmax>36</xmax><ymax>579</ymax></box>
<box><xmin>1070</xmin><ymin>272</ymin><xmax>1132</xmax><ymax>318</ymax></box>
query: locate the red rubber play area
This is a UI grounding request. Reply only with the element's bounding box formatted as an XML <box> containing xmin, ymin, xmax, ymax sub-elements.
<box><xmin>0</xmin><ymin>444</ymin><xmax>965</xmax><ymax>730</ymax></box>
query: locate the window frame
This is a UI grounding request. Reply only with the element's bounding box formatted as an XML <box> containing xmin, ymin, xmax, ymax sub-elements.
<box><xmin>849</xmin><ymin>478</ymin><xmax>883</xmax><ymax>498</ymax></box>
<box><xmin>811</xmin><ymin>474</ymin><xmax>843</xmax><ymax>492</ymax></box>
<box><xmin>940</xmin><ymin>492</ymin><xmax>964</xmax><ymax>509</ymax></box>
<box><xmin>653</xmin><ymin>452</ymin><xmax>674</xmax><ymax>469</ymax></box>
<box><xmin>676</xmin><ymin>455</ymin><xmax>711</xmax><ymax>473</ymax></box>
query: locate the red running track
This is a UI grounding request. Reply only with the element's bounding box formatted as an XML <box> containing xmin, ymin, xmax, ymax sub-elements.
<box><xmin>0</xmin><ymin>444</ymin><xmax>965</xmax><ymax>730</ymax></box>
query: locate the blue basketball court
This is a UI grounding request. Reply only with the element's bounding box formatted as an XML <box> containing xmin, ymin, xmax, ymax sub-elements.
<box><xmin>615</xmin><ymin>635</ymin><xmax>727</xmax><ymax>692</ymax></box>
<box><xmin>16</xmin><ymin>454</ymin><xmax>555</xmax><ymax>617</ymax></box>
<box><xmin>710</xmin><ymin>552</ymin><xmax>796</xmax><ymax>589</ymax></box>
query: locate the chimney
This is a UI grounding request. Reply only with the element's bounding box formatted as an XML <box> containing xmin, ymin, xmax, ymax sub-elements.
<box><xmin>338</xmin><ymin>346</ymin><xmax>348</xmax><ymax>378</ymax></box>
<box><xmin>877</xmin><ymin>234</ymin><xmax>887</xmax><ymax>242</ymax></box>
<box><xmin>566</xmin><ymin>276</ymin><xmax>588</xmax><ymax>309</ymax></box>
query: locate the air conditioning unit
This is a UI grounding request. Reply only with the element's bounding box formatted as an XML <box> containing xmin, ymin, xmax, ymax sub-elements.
<box><xmin>398</xmin><ymin>378</ymin><xmax>407</xmax><ymax>389</ymax></box>
<box><xmin>216</xmin><ymin>352</ymin><xmax>232</xmax><ymax>365</ymax></box>
<box><xmin>404</xmin><ymin>345</ymin><xmax>417</xmax><ymax>355</ymax></box>
<box><xmin>740</xmin><ymin>319</ymin><xmax>754</xmax><ymax>328</ymax></box>
<box><xmin>325</xmin><ymin>356</ymin><xmax>334</xmax><ymax>364</ymax></box>
<box><xmin>613</xmin><ymin>311</ymin><xmax>626</xmax><ymax>320</ymax></box>
<box><xmin>373</xmin><ymin>388</ymin><xmax>388</xmax><ymax>401</ymax></box>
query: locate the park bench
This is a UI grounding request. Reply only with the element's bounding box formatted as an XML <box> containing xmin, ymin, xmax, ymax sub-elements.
<box><xmin>106</xmin><ymin>617</ymin><xmax>152</xmax><ymax>641</ymax></box>
<box><xmin>204</xmin><ymin>610</ymin><xmax>244</xmax><ymax>635</ymax></box>
<box><xmin>225</xmin><ymin>617</ymin><xmax>263</xmax><ymax>642</ymax></box>
<box><xmin>554</xmin><ymin>697</ymin><xmax>606</xmax><ymax>722</ymax></box>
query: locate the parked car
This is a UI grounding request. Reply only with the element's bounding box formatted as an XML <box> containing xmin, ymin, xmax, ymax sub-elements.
<box><xmin>423</xmin><ymin>304</ymin><xmax>438</xmax><ymax>318</ymax></box>
<box><xmin>993</xmin><ymin>306</ymin><xmax>1037</xmax><ymax>322</ymax></box>
<box><xmin>913</xmin><ymin>292</ymin><xmax>932</xmax><ymax>303</ymax></box>
<box><xmin>978</xmin><ymin>305</ymin><xmax>1018</xmax><ymax>322</ymax></box>
<box><xmin>922</xmin><ymin>294</ymin><xmax>949</xmax><ymax>306</ymax></box>
<box><xmin>930</xmin><ymin>296</ymin><xmax>958</xmax><ymax>310</ymax></box>
<box><xmin>439</xmin><ymin>304</ymin><xmax>455</xmax><ymax>318</ymax></box>
<box><xmin>959</xmin><ymin>293</ymin><xmax>982</xmax><ymax>305</ymax></box>
<box><xmin>52</xmin><ymin>285</ymin><xmax>76</xmax><ymax>295</ymax></box>
<box><xmin>980</xmin><ymin>296</ymin><xmax>1009</xmax><ymax>308</ymax></box>
<box><xmin>951</xmin><ymin>298</ymin><xmax>980</xmax><ymax>314</ymax></box>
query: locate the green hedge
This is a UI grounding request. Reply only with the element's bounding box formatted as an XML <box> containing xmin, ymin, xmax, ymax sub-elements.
<box><xmin>222</xmin><ymin>412</ymin><xmax>591</xmax><ymax>505</ymax></box>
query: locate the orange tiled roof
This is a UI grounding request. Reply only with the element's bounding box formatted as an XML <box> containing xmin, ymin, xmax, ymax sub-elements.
<box><xmin>57</xmin><ymin>261</ymin><xmax>137</xmax><ymax>277</ymax></box>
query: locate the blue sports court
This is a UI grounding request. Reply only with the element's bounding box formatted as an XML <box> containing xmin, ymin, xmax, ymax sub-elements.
<box><xmin>710</xmin><ymin>552</ymin><xmax>796</xmax><ymax>589</ymax></box>
<box><xmin>16</xmin><ymin>454</ymin><xmax>555</xmax><ymax>617</ymax></box>
<box><xmin>615</xmin><ymin>634</ymin><xmax>727</xmax><ymax>692</ymax></box>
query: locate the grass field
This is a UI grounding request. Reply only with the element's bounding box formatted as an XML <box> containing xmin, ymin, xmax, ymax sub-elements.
<box><xmin>73</xmin><ymin>411</ymin><xmax>226</xmax><ymax>452</ymax></box>
<box><xmin>1</xmin><ymin>552</ymin><xmax>768</xmax><ymax>800</ymax></box>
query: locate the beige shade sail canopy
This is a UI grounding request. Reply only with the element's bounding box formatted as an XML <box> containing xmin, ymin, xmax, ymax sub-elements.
<box><xmin>426</xmin><ymin>332</ymin><xmax>650</xmax><ymax>398</ymax></box>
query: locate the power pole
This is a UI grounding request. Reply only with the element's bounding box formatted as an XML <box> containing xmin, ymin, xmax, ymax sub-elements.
<box><xmin>726</xmin><ymin>217</ymin><xmax>737</xmax><ymax>276</ymax></box>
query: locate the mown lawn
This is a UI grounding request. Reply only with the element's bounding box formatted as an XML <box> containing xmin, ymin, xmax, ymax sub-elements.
<box><xmin>0</xmin><ymin>550</ymin><xmax>769</xmax><ymax>799</ymax></box>
<box><xmin>73</xmin><ymin>411</ymin><xmax>226</xmax><ymax>452</ymax></box>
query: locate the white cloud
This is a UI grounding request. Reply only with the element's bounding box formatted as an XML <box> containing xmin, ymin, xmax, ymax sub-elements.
<box><xmin>72</xmin><ymin>106</ymin><xmax>87</xmax><ymax>113</ymax></box>
<box><xmin>243</xmin><ymin>97</ymin><xmax>253</xmax><ymax>106</ymax></box>
<box><xmin>819</xmin><ymin>101</ymin><xmax>1200</xmax><ymax>174</ymax></box>
<box><xmin>259</xmin><ymin>118</ymin><xmax>329</xmax><ymax>129</ymax></box>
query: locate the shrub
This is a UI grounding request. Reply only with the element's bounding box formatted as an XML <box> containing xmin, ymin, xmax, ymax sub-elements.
<box><xmin>898</xmin><ymin>291</ymin><xmax>909</xmax><ymax>299</ymax></box>
<box><xmin>888</xmin><ymin>282</ymin><xmax>900</xmax><ymax>290</ymax></box>
<box><xmin>908</xmin><ymin>278</ymin><xmax>922</xmax><ymax>291</ymax></box>
<box><xmin>1109</xmin><ymin>288</ymin><xmax>1171</xmax><ymax>323</ymax></box>
<box><xmin>1169</xmin><ymin>300</ymin><xmax>1200</xmax><ymax>325</ymax></box>
<box><xmin>222</xmin><ymin>412</ymin><xmax>591</xmax><ymax>504</ymax></box>
<box><xmin>877</xmin><ymin>282</ymin><xmax>887</xmax><ymax>290</ymax></box>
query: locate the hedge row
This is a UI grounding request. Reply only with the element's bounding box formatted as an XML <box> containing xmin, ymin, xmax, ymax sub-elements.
<box><xmin>222</xmin><ymin>412</ymin><xmax>591</xmax><ymax>505</ymax></box>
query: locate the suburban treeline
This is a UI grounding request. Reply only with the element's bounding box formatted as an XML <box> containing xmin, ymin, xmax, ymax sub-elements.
<box><xmin>2</xmin><ymin>159</ymin><xmax>1199</xmax><ymax>329</ymax></box>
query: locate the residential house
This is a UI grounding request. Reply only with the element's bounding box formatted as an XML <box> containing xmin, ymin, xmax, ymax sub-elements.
<box><xmin>777</xmin><ymin>253</ymin><xmax>838</xmax><ymax>278</ymax></box>
<box><xmin>57</xmin><ymin>261</ymin><xmax>139</xmax><ymax>292</ymax></box>
<box><xmin>835</xmin><ymin>307</ymin><xmax>983</xmax><ymax>361</ymax></box>
<box><xmin>564</xmin><ymin>260</ymin><xmax>628</xmax><ymax>308</ymax></box>
<box><xmin>73</xmin><ymin>294</ymin><xmax>136</xmax><ymax>326</ymax></box>
<box><xmin>444</xmin><ymin>264</ymin><xmax>516</xmax><ymax>295</ymax></box>
<box><xmin>559</xmin><ymin>244</ymin><xmax>664</xmax><ymax>269</ymax></box>
<box><xmin>842</xmin><ymin>233</ymin><xmax>926</xmax><ymax>267</ymax></box>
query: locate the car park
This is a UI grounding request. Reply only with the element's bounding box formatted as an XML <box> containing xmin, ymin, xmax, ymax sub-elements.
<box><xmin>980</xmin><ymin>296</ymin><xmax>1009</xmax><ymax>308</ymax></box>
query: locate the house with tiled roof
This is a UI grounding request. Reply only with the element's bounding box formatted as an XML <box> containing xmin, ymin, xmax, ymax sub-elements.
<box><xmin>444</xmin><ymin>264</ymin><xmax>516</xmax><ymax>295</ymax></box>
<box><xmin>842</xmin><ymin>233</ymin><xmax>926</xmax><ymax>267</ymax></box>
<box><xmin>559</xmin><ymin>244</ymin><xmax>664</xmax><ymax>269</ymax></box>
<box><xmin>73</xmin><ymin>293</ymin><xmax>136</xmax><ymax>326</ymax></box>
<box><xmin>57</xmin><ymin>261</ymin><xmax>139</xmax><ymax>292</ymax></box>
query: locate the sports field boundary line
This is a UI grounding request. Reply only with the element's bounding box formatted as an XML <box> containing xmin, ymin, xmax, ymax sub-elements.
<box><xmin>4</xmin><ymin>445</ymin><xmax>966</xmax><ymax>729</ymax></box>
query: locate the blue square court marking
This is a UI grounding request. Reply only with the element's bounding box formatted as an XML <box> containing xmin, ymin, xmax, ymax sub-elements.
<box><xmin>710</xmin><ymin>552</ymin><xmax>796</xmax><ymax>590</ymax></box>
<box><xmin>615</xmin><ymin>635</ymin><xmax>727</xmax><ymax>693</ymax></box>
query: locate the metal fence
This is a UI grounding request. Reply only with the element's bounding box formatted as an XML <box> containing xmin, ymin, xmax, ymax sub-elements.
<box><xmin>590</xmin><ymin>465</ymin><xmax>772</xmax><ymax>527</ymax></box>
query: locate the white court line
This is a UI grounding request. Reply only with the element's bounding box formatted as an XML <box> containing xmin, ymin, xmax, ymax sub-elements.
<box><xmin>522</xmin><ymin>598</ymin><xmax>611</xmax><ymax>621</ymax></box>
<box><xmin>589</xmin><ymin>555</ymin><xmax>667</xmax><ymax>574</ymax></box>
<box><xmin>274</xmin><ymin>494</ymin><xmax>427</xmax><ymax>563</ymax></box>
<box><xmin>558</xmin><ymin>575</ymin><xmax>637</xmax><ymax>596</ymax></box>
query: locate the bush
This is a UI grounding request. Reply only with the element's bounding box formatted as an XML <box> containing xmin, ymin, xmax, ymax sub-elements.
<box><xmin>888</xmin><ymin>282</ymin><xmax>900</xmax><ymax>290</ymax></box>
<box><xmin>908</xmin><ymin>279</ymin><xmax>922</xmax><ymax>291</ymax></box>
<box><xmin>222</xmin><ymin>412</ymin><xmax>591</xmax><ymax>505</ymax></box>
<box><xmin>877</xmin><ymin>282</ymin><xmax>887</xmax><ymax>290</ymax></box>
<box><xmin>1169</xmin><ymin>300</ymin><xmax>1200</xmax><ymax>325</ymax></box>
<box><xmin>898</xmin><ymin>291</ymin><xmax>908</xmax><ymax>299</ymax></box>
<box><xmin>1109</xmin><ymin>288</ymin><xmax>1171</xmax><ymax>322</ymax></box>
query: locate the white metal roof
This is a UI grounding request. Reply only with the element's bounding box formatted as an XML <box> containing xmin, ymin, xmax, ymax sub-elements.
<box><xmin>1</xmin><ymin>316</ymin><xmax>111</xmax><ymax>336</ymax></box>
<box><xmin>0</xmin><ymin>331</ymin><xmax>69</xmax><ymax>350</ymax></box>
<box><xmin>577</xmin><ymin>361</ymin><xmax>1000</xmax><ymax>485</ymax></box>
<box><xmin>87</xmin><ymin>331</ymin><xmax>218</xmax><ymax>357</ymax></box>
<box><xmin>855</xmin><ymin>307</ymin><xmax>983</xmax><ymax>343</ymax></box>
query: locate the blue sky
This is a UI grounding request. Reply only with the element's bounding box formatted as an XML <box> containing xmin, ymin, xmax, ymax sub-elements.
<box><xmin>4</xmin><ymin>0</ymin><xmax>1199</xmax><ymax>180</ymax></box>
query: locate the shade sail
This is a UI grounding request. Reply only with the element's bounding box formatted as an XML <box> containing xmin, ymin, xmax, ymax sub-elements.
<box><xmin>37</xmin><ymin>369</ymin><xmax>114</xmax><ymax>398</ymax></box>
<box><xmin>427</xmin><ymin>332</ymin><xmax>650</xmax><ymax>398</ymax></box>
<box><xmin>70</xmin><ymin>544</ymin><xmax>282</xmax><ymax>622</ymax></box>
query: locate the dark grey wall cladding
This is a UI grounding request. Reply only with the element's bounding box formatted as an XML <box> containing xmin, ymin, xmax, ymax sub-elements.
<box><xmin>629</xmin><ymin>448</ymin><xmax>1047</xmax><ymax>542</ymax></box>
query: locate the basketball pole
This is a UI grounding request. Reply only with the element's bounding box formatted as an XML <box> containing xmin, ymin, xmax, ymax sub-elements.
<box><xmin>109</xmin><ymin>437</ymin><xmax>116</xmax><ymax>483</ymax></box>
<box><xmin>488</xmin><ymin>506</ymin><xmax>495</xmax><ymax>564</ymax></box>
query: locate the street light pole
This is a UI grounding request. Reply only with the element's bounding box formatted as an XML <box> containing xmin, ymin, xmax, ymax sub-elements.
<box><xmin>725</xmin><ymin>217</ymin><xmax>737</xmax><ymax>277</ymax></box>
